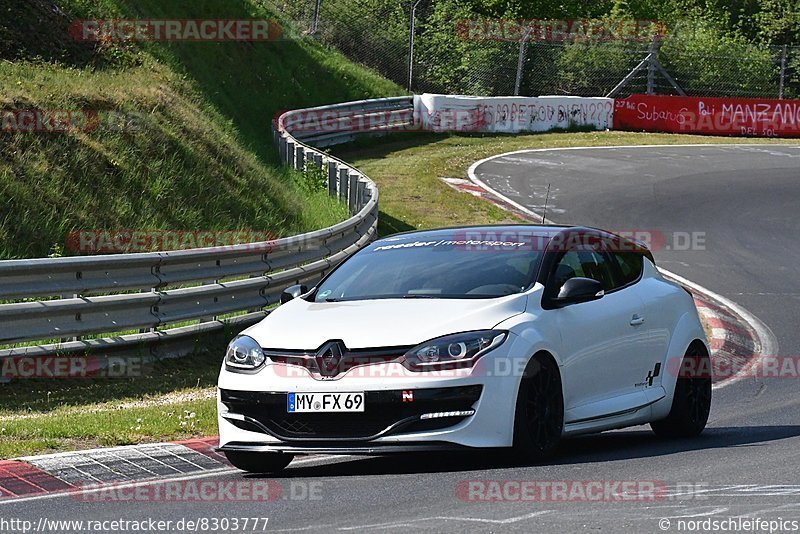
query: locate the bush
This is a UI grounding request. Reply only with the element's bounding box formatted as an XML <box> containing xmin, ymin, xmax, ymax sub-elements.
<box><xmin>555</xmin><ymin>37</ymin><xmax>647</xmax><ymax>96</ymax></box>
<box><xmin>660</xmin><ymin>26</ymin><xmax>780</xmax><ymax>97</ymax></box>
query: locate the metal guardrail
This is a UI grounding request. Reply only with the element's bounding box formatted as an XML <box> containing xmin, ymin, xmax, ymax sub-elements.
<box><xmin>0</xmin><ymin>96</ymin><xmax>415</xmax><ymax>364</ymax></box>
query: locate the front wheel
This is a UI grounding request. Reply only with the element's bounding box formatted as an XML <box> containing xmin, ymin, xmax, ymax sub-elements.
<box><xmin>224</xmin><ymin>451</ymin><xmax>294</xmax><ymax>474</ymax></box>
<box><xmin>512</xmin><ymin>355</ymin><xmax>564</xmax><ymax>462</ymax></box>
<box><xmin>651</xmin><ymin>343</ymin><xmax>712</xmax><ymax>438</ymax></box>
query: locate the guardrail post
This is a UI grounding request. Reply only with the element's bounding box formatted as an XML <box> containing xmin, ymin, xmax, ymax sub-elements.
<box><xmin>278</xmin><ymin>136</ymin><xmax>287</xmax><ymax>163</ymax></box>
<box><xmin>328</xmin><ymin>161</ymin><xmax>337</xmax><ymax>197</ymax></box>
<box><xmin>295</xmin><ymin>145</ymin><xmax>305</xmax><ymax>171</ymax></box>
<box><xmin>286</xmin><ymin>140</ymin><xmax>294</xmax><ymax>166</ymax></box>
<box><xmin>61</xmin><ymin>293</ymin><xmax>79</xmax><ymax>343</ymax></box>
<box><xmin>348</xmin><ymin>175</ymin><xmax>358</xmax><ymax>214</ymax></box>
<box><xmin>357</xmin><ymin>181</ymin><xmax>366</xmax><ymax>210</ymax></box>
<box><xmin>338</xmin><ymin>168</ymin><xmax>348</xmax><ymax>203</ymax></box>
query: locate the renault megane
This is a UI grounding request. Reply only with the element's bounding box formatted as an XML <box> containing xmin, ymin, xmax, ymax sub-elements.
<box><xmin>217</xmin><ymin>225</ymin><xmax>711</xmax><ymax>473</ymax></box>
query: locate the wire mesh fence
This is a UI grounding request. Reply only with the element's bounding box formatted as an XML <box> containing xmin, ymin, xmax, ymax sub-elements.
<box><xmin>269</xmin><ymin>0</ymin><xmax>800</xmax><ymax>99</ymax></box>
<box><xmin>272</xmin><ymin>0</ymin><xmax>412</xmax><ymax>88</ymax></box>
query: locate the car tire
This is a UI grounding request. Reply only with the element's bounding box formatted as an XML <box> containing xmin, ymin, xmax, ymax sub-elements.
<box><xmin>651</xmin><ymin>343</ymin><xmax>712</xmax><ymax>438</ymax></box>
<box><xmin>512</xmin><ymin>354</ymin><xmax>564</xmax><ymax>463</ymax></box>
<box><xmin>224</xmin><ymin>451</ymin><xmax>294</xmax><ymax>474</ymax></box>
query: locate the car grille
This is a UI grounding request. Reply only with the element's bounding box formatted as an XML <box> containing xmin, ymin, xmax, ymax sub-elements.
<box><xmin>263</xmin><ymin>346</ymin><xmax>410</xmax><ymax>379</ymax></box>
<box><xmin>220</xmin><ymin>386</ymin><xmax>483</xmax><ymax>441</ymax></box>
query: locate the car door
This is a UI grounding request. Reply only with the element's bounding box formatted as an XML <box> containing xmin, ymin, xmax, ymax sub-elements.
<box><xmin>545</xmin><ymin>243</ymin><xmax>650</xmax><ymax>423</ymax></box>
<box><xmin>608</xmin><ymin>249</ymin><xmax>669</xmax><ymax>392</ymax></box>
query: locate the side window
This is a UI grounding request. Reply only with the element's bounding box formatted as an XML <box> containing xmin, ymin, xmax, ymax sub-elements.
<box><xmin>611</xmin><ymin>251</ymin><xmax>644</xmax><ymax>288</ymax></box>
<box><xmin>551</xmin><ymin>248</ymin><xmax>616</xmax><ymax>291</ymax></box>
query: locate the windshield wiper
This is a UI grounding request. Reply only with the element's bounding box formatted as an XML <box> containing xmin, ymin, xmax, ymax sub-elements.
<box><xmin>402</xmin><ymin>294</ymin><xmax>437</xmax><ymax>299</ymax></box>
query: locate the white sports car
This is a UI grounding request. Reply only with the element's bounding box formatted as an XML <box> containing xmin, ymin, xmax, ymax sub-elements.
<box><xmin>217</xmin><ymin>225</ymin><xmax>711</xmax><ymax>473</ymax></box>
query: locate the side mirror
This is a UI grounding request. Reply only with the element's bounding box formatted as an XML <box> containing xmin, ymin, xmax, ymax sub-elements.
<box><xmin>553</xmin><ymin>277</ymin><xmax>604</xmax><ymax>307</ymax></box>
<box><xmin>280</xmin><ymin>284</ymin><xmax>308</xmax><ymax>304</ymax></box>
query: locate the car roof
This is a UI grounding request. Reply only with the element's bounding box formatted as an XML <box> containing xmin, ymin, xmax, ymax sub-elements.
<box><xmin>375</xmin><ymin>224</ymin><xmax>654</xmax><ymax>261</ymax></box>
<box><xmin>375</xmin><ymin>224</ymin><xmax>574</xmax><ymax>243</ymax></box>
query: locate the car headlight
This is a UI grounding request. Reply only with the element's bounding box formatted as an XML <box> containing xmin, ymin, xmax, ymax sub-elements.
<box><xmin>402</xmin><ymin>330</ymin><xmax>507</xmax><ymax>371</ymax></box>
<box><xmin>225</xmin><ymin>335</ymin><xmax>266</xmax><ymax>371</ymax></box>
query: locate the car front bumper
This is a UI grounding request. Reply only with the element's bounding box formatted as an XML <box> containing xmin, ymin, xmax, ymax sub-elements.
<box><xmin>217</xmin><ymin>333</ymin><xmax>529</xmax><ymax>453</ymax></box>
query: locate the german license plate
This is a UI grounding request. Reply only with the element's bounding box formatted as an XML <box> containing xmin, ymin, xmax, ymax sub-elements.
<box><xmin>287</xmin><ymin>392</ymin><xmax>365</xmax><ymax>413</ymax></box>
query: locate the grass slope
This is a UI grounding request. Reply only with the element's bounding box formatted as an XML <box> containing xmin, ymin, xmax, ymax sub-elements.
<box><xmin>0</xmin><ymin>0</ymin><xmax>402</xmax><ymax>259</ymax></box>
<box><xmin>0</xmin><ymin>0</ymin><xmax>403</xmax><ymax>457</ymax></box>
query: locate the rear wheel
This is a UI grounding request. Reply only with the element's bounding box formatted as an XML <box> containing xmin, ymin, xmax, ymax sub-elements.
<box><xmin>651</xmin><ymin>343</ymin><xmax>712</xmax><ymax>438</ymax></box>
<box><xmin>224</xmin><ymin>451</ymin><xmax>294</xmax><ymax>474</ymax></box>
<box><xmin>512</xmin><ymin>354</ymin><xmax>564</xmax><ymax>462</ymax></box>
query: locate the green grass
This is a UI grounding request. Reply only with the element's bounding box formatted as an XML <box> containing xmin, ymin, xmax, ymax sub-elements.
<box><xmin>0</xmin><ymin>347</ymin><xmax>224</xmax><ymax>458</ymax></box>
<box><xmin>334</xmin><ymin>131</ymin><xmax>798</xmax><ymax>234</ymax></box>
<box><xmin>0</xmin><ymin>401</ymin><xmax>218</xmax><ymax>458</ymax></box>
<box><xmin>0</xmin><ymin>0</ymin><xmax>403</xmax><ymax>259</ymax></box>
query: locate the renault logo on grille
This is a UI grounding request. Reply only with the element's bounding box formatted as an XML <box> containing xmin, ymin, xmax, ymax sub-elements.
<box><xmin>316</xmin><ymin>341</ymin><xmax>345</xmax><ymax>377</ymax></box>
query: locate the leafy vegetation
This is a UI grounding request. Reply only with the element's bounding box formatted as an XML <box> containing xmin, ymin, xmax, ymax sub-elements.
<box><xmin>278</xmin><ymin>0</ymin><xmax>798</xmax><ymax>97</ymax></box>
<box><xmin>0</xmin><ymin>0</ymin><xmax>402</xmax><ymax>259</ymax></box>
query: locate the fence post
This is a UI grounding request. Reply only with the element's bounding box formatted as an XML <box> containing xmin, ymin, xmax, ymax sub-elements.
<box><xmin>295</xmin><ymin>145</ymin><xmax>305</xmax><ymax>171</ymax></box>
<box><xmin>327</xmin><ymin>161</ymin><xmax>337</xmax><ymax>197</ymax></box>
<box><xmin>313</xmin><ymin>153</ymin><xmax>323</xmax><ymax>169</ymax></box>
<box><xmin>514</xmin><ymin>27</ymin><xmax>533</xmax><ymax>96</ymax></box>
<box><xmin>338</xmin><ymin>168</ymin><xmax>348</xmax><ymax>203</ymax></box>
<box><xmin>311</xmin><ymin>0</ymin><xmax>322</xmax><ymax>33</ymax></box>
<box><xmin>407</xmin><ymin>0</ymin><xmax>424</xmax><ymax>91</ymax></box>
<box><xmin>779</xmin><ymin>44</ymin><xmax>788</xmax><ymax>100</ymax></box>
<box><xmin>286</xmin><ymin>141</ymin><xmax>294</xmax><ymax>166</ymax></box>
<box><xmin>348</xmin><ymin>175</ymin><xmax>358</xmax><ymax>214</ymax></box>
<box><xmin>647</xmin><ymin>37</ymin><xmax>660</xmax><ymax>95</ymax></box>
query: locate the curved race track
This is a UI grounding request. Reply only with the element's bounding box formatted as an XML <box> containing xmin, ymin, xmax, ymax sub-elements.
<box><xmin>5</xmin><ymin>144</ymin><xmax>800</xmax><ymax>532</ymax></box>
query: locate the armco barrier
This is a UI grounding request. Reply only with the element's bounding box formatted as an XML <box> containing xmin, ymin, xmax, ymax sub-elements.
<box><xmin>614</xmin><ymin>94</ymin><xmax>800</xmax><ymax>137</ymax></box>
<box><xmin>0</xmin><ymin>98</ymin><xmax>414</xmax><ymax>368</ymax></box>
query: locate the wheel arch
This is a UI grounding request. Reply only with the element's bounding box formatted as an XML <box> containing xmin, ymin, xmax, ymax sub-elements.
<box><xmin>513</xmin><ymin>349</ymin><xmax>565</xmax><ymax>431</ymax></box>
<box><xmin>507</xmin><ymin>345</ymin><xmax>564</xmax><ymax>402</ymax></box>
<box><xmin>687</xmin><ymin>338</ymin><xmax>710</xmax><ymax>356</ymax></box>
<box><xmin>509</xmin><ymin>345</ymin><xmax>567</xmax><ymax>460</ymax></box>
<box><xmin>660</xmin><ymin>312</ymin><xmax>708</xmax><ymax>387</ymax></box>
<box><xmin>653</xmin><ymin>313</ymin><xmax>710</xmax><ymax>421</ymax></box>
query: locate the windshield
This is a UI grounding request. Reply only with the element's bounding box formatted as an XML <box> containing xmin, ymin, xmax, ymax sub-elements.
<box><xmin>312</xmin><ymin>235</ymin><xmax>544</xmax><ymax>302</ymax></box>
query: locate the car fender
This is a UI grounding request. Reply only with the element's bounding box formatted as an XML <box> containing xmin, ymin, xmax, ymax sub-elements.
<box><xmin>492</xmin><ymin>313</ymin><xmax>565</xmax><ymax>432</ymax></box>
<box><xmin>652</xmin><ymin>310</ymin><xmax>710</xmax><ymax>420</ymax></box>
